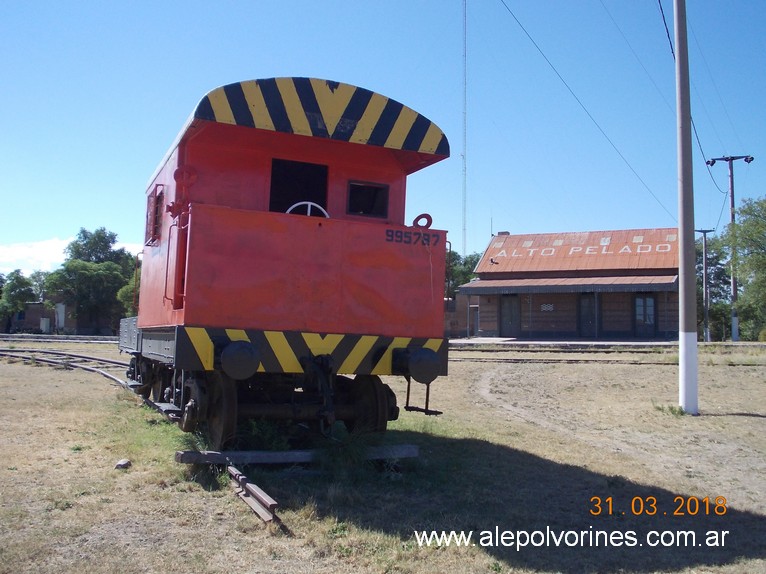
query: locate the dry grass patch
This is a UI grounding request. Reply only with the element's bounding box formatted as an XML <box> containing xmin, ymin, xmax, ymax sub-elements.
<box><xmin>1</xmin><ymin>344</ymin><xmax>765</xmax><ymax>573</ymax></box>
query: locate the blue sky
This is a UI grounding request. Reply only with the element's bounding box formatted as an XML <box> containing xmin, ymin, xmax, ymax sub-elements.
<box><xmin>1</xmin><ymin>0</ymin><xmax>763</xmax><ymax>275</ymax></box>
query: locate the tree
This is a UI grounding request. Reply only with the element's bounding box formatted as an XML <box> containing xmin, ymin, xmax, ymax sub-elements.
<box><xmin>116</xmin><ymin>264</ymin><xmax>141</xmax><ymax>317</ymax></box>
<box><xmin>29</xmin><ymin>270</ymin><xmax>50</xmax><ymax>302</ymax></box>
<box><xmin>43</xmin><ymin>227</ymin><xmax>138</xmax><ymax>333</ymax></box>
<box><xmin>65</xmin><ymin>227</ymin><xmax>134</xmax><ymax>280</ymax></box>
<box><xmin>46</xmin><ymin>260</ymin><xmax>127</xmax><ymax>334</ymax></box>
<box><xmin>446</xmin><ymin>251</ymin><xmax>482</xmax><ymax>299</ymax></box>
<box><xmin>730</xmin><ymin>197</ymin><xmax>766</xmax><ymax>340</ymax></box>
<box><xmin>0</xmin><ymin>270</ymin><xmax>35</xmax><ymax>333</ymax></box>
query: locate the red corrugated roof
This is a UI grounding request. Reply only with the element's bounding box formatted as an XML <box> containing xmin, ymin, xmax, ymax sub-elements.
<box><xmin>475</xmin><ymin>228</ymin><xmax>679</xmax><ymax>274</ymax></box>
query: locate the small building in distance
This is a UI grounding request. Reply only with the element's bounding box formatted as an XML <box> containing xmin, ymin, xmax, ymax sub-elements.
<box><xmin>9</xmin><ymin>301</ymin><xmax>75</xmax><ymax>334</ymax></box>
<box><xmin>456</xmin><ymin>228</ymin><xmax>679</xmax><ymax>340</ymax></box>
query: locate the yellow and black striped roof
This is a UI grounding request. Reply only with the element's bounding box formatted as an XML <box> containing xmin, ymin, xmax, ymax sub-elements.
<box><xmin>193</xmin><ymin>77</ymin><xmax>450</xmax><ymax>158</ymax></box>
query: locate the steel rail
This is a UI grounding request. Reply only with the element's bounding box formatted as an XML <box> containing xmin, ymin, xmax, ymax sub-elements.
<box><xmin>449</xmin><ymin>356</ymin><xmax>673</xmax><ymax>366</ymax></box>
<box><xmin>0</xmin><ymin>349</ymin><xmax>129</xmax><ymax>386</ymax></box>
<box><xmin>0</xmin><ymin>347</ymin><xmax>129</xmax><ymax>367</ymax></box>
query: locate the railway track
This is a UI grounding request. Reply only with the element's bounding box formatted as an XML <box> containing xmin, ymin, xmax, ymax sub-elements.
<box><xmin>449</xmin><ymin>354</ymin><xmax>674</xmax><ymax>365</ymax></box>
<box><xmin>2</xmin><ymin>337</ymin><xmax>762</xmax><ymax>369</ymax></box>
<box><xmin>0</xmin><ymin>333</ymin><xmax>117</xmax><ymax>344</ymax></box>
<box><xmin>0</xmin><ymin>347</ymin><xmax>129</xmax><ymax>385</ymax></box>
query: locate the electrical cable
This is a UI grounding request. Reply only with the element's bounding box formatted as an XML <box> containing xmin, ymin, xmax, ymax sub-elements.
<box><xmin>498</xmin><ymin>0</ymin><xmax>676</xmax><ymax>222</ymax></box>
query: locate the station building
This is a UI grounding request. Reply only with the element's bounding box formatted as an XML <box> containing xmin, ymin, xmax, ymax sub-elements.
<box><xmin>455</xmin><ymin>228</ymin><xmax>680</xmax><ymax>340</ymax></box>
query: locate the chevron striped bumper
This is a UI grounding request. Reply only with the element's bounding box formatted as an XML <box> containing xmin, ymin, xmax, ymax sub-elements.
<box><xmin>173</xmin><ymin>326</ymin><xmax>447</xmax><ymax>380</ymax></box>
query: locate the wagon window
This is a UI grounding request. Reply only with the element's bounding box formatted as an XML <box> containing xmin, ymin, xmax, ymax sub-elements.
<box><xmin>269</xmin><ymin>159</ymin><xmax>328</xmax><ymax>215</ymax></box>
<box><xmin>347</xmin><ymin>182</ymin><xmax>388</xmax><ymax>218</ymax></box>
<box><xmin>145</xmin><ymin>185</ymin><xmax>164</xmax><ymax>245</ymax></box>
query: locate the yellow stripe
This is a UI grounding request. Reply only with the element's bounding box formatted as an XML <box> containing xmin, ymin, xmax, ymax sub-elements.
<box><xmin>302</xmin><ymin>333</ymin><xmax>344</xmax><ymax>356</ymax></box>
<box><xmin>240</xmin><ymin>81</ymin><xmax>275</xmax><ymax>130</ymax></box>
<box><xmin>338</xmin><ymin>335</ymin><xmax>378</xmax><ymax>373</ymax></box>
<box><xmin>275</xmin><ymin>78</ymin><xmax>312</xmax><ymax>136</ymax></box>
<box><xmin>207</xmin><ymin>89</ymin><xmax>236</xmax><ymax>125</ymax></box>
<box><xmin>424</xmin><ymin>338</ymin><xmax>443</xmax><ymax>352</ymax></box>
<box><xmin>310</xmin><ymin>78</ymin><xmax>356</xmax><ymax>136</ymax></box>
<box><xmin>350</xmin><ymin>93</ymin><xmax>388</xmax><ymax>145</ymax></box>
<box><xmin>265</xmin><ymin>331</ymin><xmax>302</xmax><ymax>372</ymax></box>
<box><xmin>419</xmin><ymin>122</ymin><xmax>445</xmax><ymax>154</ymax></box>
<box><xmin>225</xmin><ymin>329</ymin><xmax>250</xmax><ymax>342</ymax></box>
<box><xmin>185</xmin><ymin>327</ymin><xmax>214</xmax><ymax>370</ymax></box>
<box><xmin>371</xmin><ymin>337</ymin><xmax>412</xmax><ymax>375</ymax></box>
<box><xmin>384</xmin><ymin>106</ymin><xmax>418</xmax><ymax>150</ymax></box>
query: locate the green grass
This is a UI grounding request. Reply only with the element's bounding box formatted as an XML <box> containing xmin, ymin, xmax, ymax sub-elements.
<box><xmin>652</xmin><ymin>400</ymin><xmax>687</xmax><ymax>417</ymax></box>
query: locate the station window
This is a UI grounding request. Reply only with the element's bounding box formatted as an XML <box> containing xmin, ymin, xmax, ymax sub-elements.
<box><xmin>347</xmin><ymin>182</ymin><xmax>388</xmax><ymax>218</ymax></box>
<box><xmin>145</xmin><ymin>184</ymin><xmax>164</xmax><ymax>245</ymax></box>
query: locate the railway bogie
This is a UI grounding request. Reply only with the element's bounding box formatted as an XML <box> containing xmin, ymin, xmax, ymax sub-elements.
<box><xmin>119</xmin><ymin>77</ymin><xmax>450</xmax><ymax>449</ymax></box>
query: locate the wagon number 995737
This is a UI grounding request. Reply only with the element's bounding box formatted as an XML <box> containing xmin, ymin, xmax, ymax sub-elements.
<box><xmin>385</xmin><ymin>229</ymin><xmax>440</xmax><ymax>246</ymax></box>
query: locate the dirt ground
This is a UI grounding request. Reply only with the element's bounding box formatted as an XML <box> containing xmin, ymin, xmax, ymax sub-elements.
<box><xmin>0</xmin><ymin>343</ymin><xmax>764</xmax><ymax>574</ymax></box>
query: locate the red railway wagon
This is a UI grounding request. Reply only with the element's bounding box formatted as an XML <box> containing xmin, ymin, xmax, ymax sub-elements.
<box><xmin>119</xmin><ymin>77</ymin><xmax>450</xmax><ymax>449</ymax></box>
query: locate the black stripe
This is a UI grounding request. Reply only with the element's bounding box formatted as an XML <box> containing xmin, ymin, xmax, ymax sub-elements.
<box><xmin>401</xmin><ymin>114</ymin><xmax>431</xmax><ymax>152</ymax></box>
<box><xmin>292</xmin><ymin>78</ymin><xmax>328</xmax><ymax>138</ymax></box>
<box><xmin>332</xmin><ymin>88</ymin><xmax>373</xmax><ymax>141</ymax></box>
<box><xmin>332</xmin><ymin>335</ymin><xmax>364</xmax><ymax>373</ymax></box>
<box><xmin>258</xmin><ymin>78</ymin><xmax>293</xmax><ymax>134</ymax></box>
<box><xmin>362</xmin><ymin>336</ymin><xmax>394</xmax><ymax>374</ymax></box>
<box><xmin>367</xmin><ymin>99</ymin><xmax>403</xmax><ymax>147</ymax></box>
<box><xmin>223</xmin><ymin>83</ymin><xmax>255</xmax><ymax>127</ymax></box>
<box><xmin>435</xmin><ymin>134</ymin><xmax>450</xmax><ymax>156</ymax></box>
<box><xmin>248</xmin><ymin>331</ymin><xmax>282</xmax><ymax>372</ymax></box>
<box><xmin>284</xmin><ymin>331</ymin><xmax>312</xmax><ymax>365</ymax></box>
<box><xmin>174</xmin><ymin>327</ymin><xmax>205</xmax><ymax>371</ymax></box>
<box><xmin>194</xmin><ymin>96</ymin><xmax>216</xmax><ymax>121</ymax></box>
<box><xmin>436</xmin><ymin>341</ymin><xmax>448</xmax><ymax>375</ymax></box>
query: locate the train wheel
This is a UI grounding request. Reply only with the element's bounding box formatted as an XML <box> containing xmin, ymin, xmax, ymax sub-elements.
<box><xmin>138</xmin><ymin>376</ymin><xmax>163</xmax><ymax>402</ymax></box>
<box><xmin>205</xmin><ymin>372</ymin><xmax>238</xmax><ymax>451</ymax></box>
<box><xmin>347</xmin><ymin>375</ymin><xmax>389</xmax><ymax>434</ymax></box>
<box><xmin>150</xmin><ymin>378</ymin><xmax>164</xmax><ymax>402</ymax></box>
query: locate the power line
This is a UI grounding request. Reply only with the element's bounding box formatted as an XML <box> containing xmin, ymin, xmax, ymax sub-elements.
<box><xmin>657</xmin><ymin>0</ymin><xmax>728</xmax><ymax>205</ymax></box>
<box><xmin>689</xmin><ymin>25</ymin><xmax>746</xmax><ymax>152</ymax></box>
<box><xmin>604</xmin><ymin>1</ymin><xmax>725</xmax><ymax>199</ymax></box>
<box><xmin>497</xmin><ymin>0</ymin><xmax>676</xmax><ymax>222</ymax></box>
<box><xmin>600</xmin><ymin>0</ymin><xmax>674</xmax><ymax>115</ymax></box>
<box><xmin>657</xmin><ymin>0</ymin><xmax>675</xmax><ymax>59</ymax></box>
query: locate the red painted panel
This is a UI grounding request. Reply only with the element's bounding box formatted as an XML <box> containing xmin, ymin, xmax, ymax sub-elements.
<box><xmin>183</xmin><ymin>123</ymin><xmax>409</xmax><ymax>225</ymax></box>
<box><xmin>177</xmin><ymin>204</ymin><xmax>445</xmax><ymax>338</ymax></box>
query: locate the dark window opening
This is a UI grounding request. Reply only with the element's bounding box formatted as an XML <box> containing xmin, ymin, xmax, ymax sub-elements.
<box><xmin>347</xmin><ymin>182</ymin><xmax>389</xmax><ymax>218</ymax></box>
<box><xmin>269</xmin><ymin>159</ymin><xmax>328</xmax><ymax>216</ymax></box>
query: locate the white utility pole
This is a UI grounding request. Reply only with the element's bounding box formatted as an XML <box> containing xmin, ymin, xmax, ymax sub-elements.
<box><xmin>705</xmin><ymin>155</ymin><xmax>754</xmax><ymax>342</ymax></box>
<box><xmin>674</xmin><ymin>0</ymin><xmax>698</xmax><ymax>414</ymax></box>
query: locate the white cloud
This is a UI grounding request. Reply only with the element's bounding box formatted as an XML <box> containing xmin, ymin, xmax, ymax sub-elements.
<box><xmin>116</xmin><ymin>242</ymin><xmax>144</xmax><ymax>257</ymax></box>
<box><xmin>0</xmin><ymin>238</ymin><xmax>73</xmax><ymax>276</ymax></box>
<box><xmin>0</xmin><ymin>239</ymin><xmax>146</xmax><ymax>277</ymax></box>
